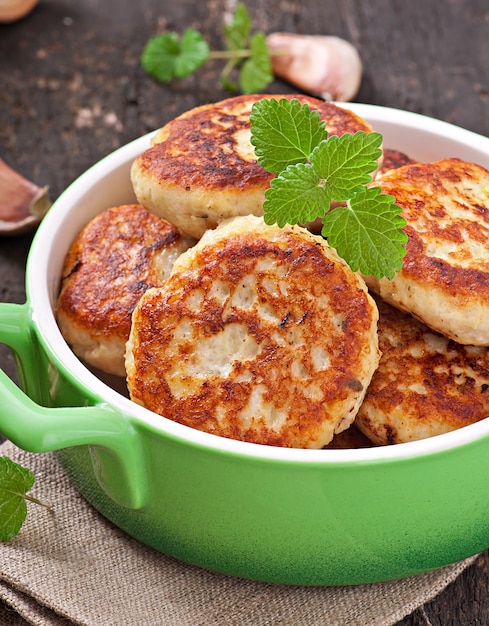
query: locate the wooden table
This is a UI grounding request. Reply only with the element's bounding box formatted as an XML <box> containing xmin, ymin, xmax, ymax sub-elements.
<box><xmin>1</xmin><ymin>1</ymin><xmax>488</xmax><ymax>623</ymax></box>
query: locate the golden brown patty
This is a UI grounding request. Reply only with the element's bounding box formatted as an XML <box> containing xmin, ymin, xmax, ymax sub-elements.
<box><xmin>363</xmin><ymin>158</ymin><xmax>489</xmax><ymax>345</ymax></box>
<box><xmin>356</xmin><ymin>297</ymin><xmax>489</xmax><ymax>445</ymax></box>
<box><xmin>126</xmin><ymin>215</ymin><xmax>380</xmax><ymax>449</ymax></box>
<box><xmin>57</xmin><ymin>204</ymin><xmax>195</xmax><ymax>376</ymax></box>
<box><xmin>376</xmin><ymin>148</ymin><xmax>416</xmax><ymax>177</ymax></box>
<box><xmin>130</xmin><ymin>93</ymin><xmax>375</xmax><ymax>239</ymax></box>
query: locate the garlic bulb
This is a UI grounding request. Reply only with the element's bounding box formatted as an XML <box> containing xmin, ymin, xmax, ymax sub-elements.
<box><xmin>0</xmin><ymin>0</ymin><xmax>38</xmax><ymax>23</ymax></box>
<box><xmin>266</xmin><ymin>33</ymin><xmax>362</xmax><ymax>102</ymax></box>
<box><xmin>0</xmin><ymin>159</ymin><xmax>51</xmax><ymax>235</ymax></box>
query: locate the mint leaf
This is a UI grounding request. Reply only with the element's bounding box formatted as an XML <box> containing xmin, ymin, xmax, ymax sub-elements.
<box><xmin>0</xmin><ymin>456</ymin><xmax>34</xmax><ymax>541</ymax></box>
<box><xmin>250</xmin><ymin>98</ymin><xmax>328</xmax><ymax>173</ymax></box>
<box><xmin>220</xmin><ymin>66</ymin><xmax>239</xmax><ymax>93</ymax></box>
<box><xmin>141</xmin><ymin>33</ymin><xmax>180</xmax><ymax>82</ymax></box>
<box><xmin>239</xmin><ymin>32</ymin><xmax>273</xmax><ymax>94</ymax></box>
<box><xmin>141</xmin><ymin>4</ymin><xmax>274</xmax><ymax>94</ymax></box>
<box><xmin>321</xmin><ymin>187</ymin><xmax>408</xmax><ymax>279</ymax></box>
<box><xmin>309</xmin><ymin>132</ymin><xmax>383</xmax><ymax>200</ymax></box>
<box><xmin>220</xmin><ymin>2</ymin><xmax>253</xmax><ymax>92</ymax></box>
<box><xmin>141</xmin><ymin>29</ymin><xmax>209</xmax><ymax>82</ymax></box>
<box><xmin>176</xmin><ymin>29</ymin><xmax>211</xmax><ymax>78</ymax></box>
<box><xmin>224</xmin><ymin>2</ymin><xmax>251</xmax><ymax>51</ymax></box>
<box><xmin>264</xmin><ymin>163</ymin><xmax>331</xmax><ymax>227</ymax></box>
<box><xmin>250</xmin><ymin>97</ymin><xmax>407</xmax><ymax>278</ymax></box>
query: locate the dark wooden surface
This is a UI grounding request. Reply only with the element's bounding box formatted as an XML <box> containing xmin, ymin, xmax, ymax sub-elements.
<box><xmin>1</xmin><ymin>0</ymin><xmax>489</xmax><ymax>623</ymax></box>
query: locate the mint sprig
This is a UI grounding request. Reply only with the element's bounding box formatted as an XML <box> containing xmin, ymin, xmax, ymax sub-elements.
<box><xmin>250</xmin><ymin>98</ymin><xmax>407</xmax><ymax>279</ymax></box>
<box><xmin>141</xmin><ymin>3</ymin><xmax>273</xmax><ymax>94</ymax></box>
<box><xmin>250</xmin><ymin>97</ymin><xmax>328</xmax><ymax>173</ymax></box>
<box><xmin>322</xmin><ymin>187</ymin><xmax>407</xmax><ymax>278</ymax></box>
<box><xmin>223</xmin><ymin>1</ymin><xmax>251</xmax><ymax>51</ymax></box>
<box><xmin>237</xmin><ymin>32</ymin><xmax>272</xmax><ymax>95</ymax></box>
<box><xmin>141</xmin><ymin>29</ymin><xmax>210</xmax><ymax>83</ymax></box>
<box><xmin>0</xmin><ymin>456</ymin><xmax>51</xmax><ymax>541</ymax></box>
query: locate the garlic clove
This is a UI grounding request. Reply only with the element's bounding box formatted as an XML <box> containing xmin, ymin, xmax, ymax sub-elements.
<box><xmin>266</xmin><ymin>33</ymin><xmax>362</xmax><ymax>102</ymax></box>
<box><xmin>0</xmin><ymin>0</ymin><xmax>38</xmax><ymax>23</ymax></box>
<box><xmin>0</xmin><ymin>159</ymin><xmax>51</xmax><ymax>236</ymax></box>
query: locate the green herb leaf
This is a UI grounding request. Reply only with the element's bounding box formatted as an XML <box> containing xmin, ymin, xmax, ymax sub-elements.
<box><xmin>224</xmin><ymin>2</ymin><xmax>251</xmax><ymax>51</ymax></box>
<box><xmin>141</xmin><ymin>29</ymin><xmax>210</xmax><ymax>82</ymax></box>
<box><xmin>239</xmin><ymin>32</ymin><xmax>273</xmax><ymax>94</ymax></box>
<box><xmin>141</xmin><ymin>4</ymin><xmax>275</xmax><ymax>94</ymax></box>
<box><xmin>177</xmin><ymin>29</ymin><xmax>211</xmax><ymax>78</ymax></box>
<box><xmin>264</xmin><ymin>163</ymin><xmax>330</xmax><ymax>227</ymax></box>
<box><xmin>0</xmin><ymin>456</ymin><xmax>34</xmax><ymax>542</ymax></box>
<box><xmin>220</xmin><ymin>65</ymin><xmax>240</xmax><ymax>93</ymax></box>
<box><xmin>250</xmin><ymin>97</ymin><xmax>407</xmax><ymax>278</ymax></box>
<box><xmin>309</xmin><ymin>131</ymin><xmax>383</xmax><ymax>200</ymax></box>
<box><xmin>250</xmin><ymin>98</ymin><xmax>328</xmax><ymax>173</ymax></box>
<box><xmin>321</xmin><ymin>187</ymin><xmax>408</xmax><ymax>279</ymax></box>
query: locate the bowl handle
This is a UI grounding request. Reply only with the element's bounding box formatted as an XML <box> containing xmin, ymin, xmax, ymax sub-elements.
<box><xmin>0</xmin><ymin>302</ymin><xmax>46</xmax><ymax>400</ymax></box>
<box><xmin>0</xmin><ymin>302</ymin><xmax>147</xmax><ymax>510</ymax></box>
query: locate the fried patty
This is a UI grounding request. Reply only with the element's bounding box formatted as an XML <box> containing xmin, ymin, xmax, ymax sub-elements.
<box><xmin>363</xmin><ymin>158</ymin><xmax>489</xmax><ymax>345</ymax></box>
<box><xmin>57</xmin><ymin>204</ymin><xmax>195</xmax><ymax>376</ymax></box>
<box><xmin>356</xmin><ymin>297</ymin><xmax>489</xmax><ymax>445</ymax></box>
<box><xmin>130</xmin><ymin>94</ymin><xmax>375</xmax><ymax>239</ymax></box>
<box><xmin>126</xmin><ymin>215</ymin><xmax>380</xmax><ymax>449</ymax></box>
<box><xmin>376</xmin><ymin>148</ymin><xmax>416</xmax><ymax>177</ymax></box>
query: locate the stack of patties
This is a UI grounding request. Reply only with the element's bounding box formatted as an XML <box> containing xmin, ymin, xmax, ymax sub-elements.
<box><xmin>57</xmin><ymin>93</ymin><xmax>489</xmax><ymax>449</ymax></box>
<box><xmin>356</xmin><ymin>158</ymin><xmax>489</xmax><ymax>444</ymax></box>
<box><xmin>58</xmin><ymin>94</ymin><xmax>382</xmax><ymax>449</ymax></box>
<box><xmin>126</xmin><ymin>94</ymin><xmax>383</xmax><ymax>448</ymax></box>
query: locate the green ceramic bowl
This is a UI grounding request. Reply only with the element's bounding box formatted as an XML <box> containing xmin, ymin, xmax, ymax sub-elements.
<box><xmin>1</xmin><ymin>103</ymin><xmax>489</xmax><ymax>586</ymax></box>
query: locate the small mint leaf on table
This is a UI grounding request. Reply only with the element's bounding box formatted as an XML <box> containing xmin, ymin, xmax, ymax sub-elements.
<box><xmin>140</xmin><ymin>4</ymin><xmax>275</xmax><ymax>94</ymax></box>
<box><xmin>321</xmin><ymin>187</ymin><xmax>408</xmax><ymax>279</ymax></box>
<box><xmin>250</xmin><ymin>98</ymin><xmax>328</xmax><ymax>173</ymax></box>
<box><xmin>0</xmin><ymin>456</ymin><xmax>51</xmax><ymax>542</ymax></box>
<box><xmin>239</xmin><ymin>32</ymin><xmax>273</xmax><ymax>94</ymax></box>
<box><xmin>0</xmin><ymin>456</ymin><xmax>34</xmax><ymax>541</ymax></box>
<box><xmin>224</xmin><ymin>2</ymin><xmax>251</xmax><ymax>51</ymax></box>
<box><xmin>141</xmin><ymin>29</ymin><xmax>209</xmax><ymax>82</ymax></box>
<box><xmin>176</xmin><ymin>29</ymin><xmax>211</xmax><ymax>78</ymax></box>
<box><xmin>220</xmin><ymin>2</ymin><xmax>252</xmax><ymax>91</ymax></box>
<box><xmin>220</xmin><ymin>72</ymin><xmax>239</xmax><ymax>93</ymax></box>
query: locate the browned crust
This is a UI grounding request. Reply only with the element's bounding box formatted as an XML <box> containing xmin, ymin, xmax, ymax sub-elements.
<box><xmin>57</xmin><ymin>204</ymin><xmax>186</xmax><ymax>340</ymax></box>
<box><xmin>378</xmin><ymin>158</ymin><xmax>489</xmax><ymax>298</ymax></box>
<box><xmin>135</xmin><ymin>93</ymin><xmax>373</xmax><ymax>193</ymax></box>
<box><xmin>356</xmin><ymin>298</ymin><xmax>489</xmax><ymax>444</ymax></box>
<box><xmin>128</xmin><ymin>224</ymin><xmax>378</xmax><ymax>448</ymax></box>
<box><xmin>377</xmin><ymin>148</ymin><xmax>416</xmax><ymax>176</ymax></box>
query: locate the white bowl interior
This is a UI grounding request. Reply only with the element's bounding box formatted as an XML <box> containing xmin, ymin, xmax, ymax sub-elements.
<box><xmin>26</xmin><ymin>102</ymin><xmax>489</xmax><ymax>462</ymax></box>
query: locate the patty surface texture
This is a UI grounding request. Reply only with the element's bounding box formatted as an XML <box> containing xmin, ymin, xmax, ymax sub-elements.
<box><xmin>130</xmin><ymin>93</ymin><xmax>374</xmax><ymax>239</ymax></box>
<box><xmin>126</xmin><ymin>215</ymin><xmax>380</xmax><ymax>448</ymax></box>
<box><xmin>356</xmin><ymin>297</ymin><xmax>489</xmax><ymax>445</ymax></box>
<box><xmin>376</xmin><ymin>148</ymin><xmax>416</xmax><ymax>177</ymax></box>
<box><xmin>57</xmin><ymin>204</ymin><xmax>195</xmax><ymax>376</ymax></box>
<box><xmin>364</xmin><ymin>158</ymin><xmax>489</xmax><ymax>345</ymax></box>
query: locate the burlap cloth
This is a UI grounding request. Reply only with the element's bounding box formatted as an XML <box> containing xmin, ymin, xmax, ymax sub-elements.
<box><xmin>0</xmin><ymin>440</ymin><xmax>478</xmax><ymax>626</ymax></box>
